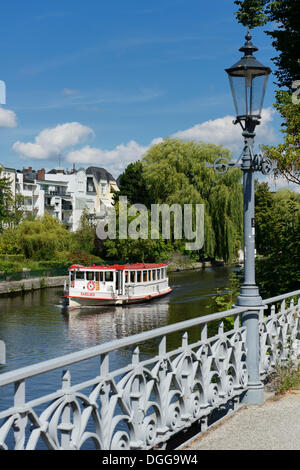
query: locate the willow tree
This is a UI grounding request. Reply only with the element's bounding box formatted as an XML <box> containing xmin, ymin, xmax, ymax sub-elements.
<box><xmin>17</xmin><ymin>212</ymin><xmax>72</xmax><ymax>260</ymax></box>
<box><xmin>142</xmin><ymin>138</ymin><xmax>243</xmax><ymax>263</ymax></box>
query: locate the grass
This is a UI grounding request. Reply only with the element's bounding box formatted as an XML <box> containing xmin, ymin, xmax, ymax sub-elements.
<box><xmin>272</xmin><ymin>362</ymin><xmax>300</xmax><ymax>395</ymax></box>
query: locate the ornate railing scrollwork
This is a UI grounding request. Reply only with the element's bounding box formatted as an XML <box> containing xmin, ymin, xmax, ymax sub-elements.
<box><xmin>0</xmin><ymin>290</ymin><xmax>299</xmax><ymax>450</ymax></box>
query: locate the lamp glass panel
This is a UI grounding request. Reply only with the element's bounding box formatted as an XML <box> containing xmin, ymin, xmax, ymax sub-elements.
<box><xmin>250</xmin><ymin>74</ymin><xmax>268</xmax><ymax>117</ymax></box>
<box><xmin>229</xmin><ymin>75</ymin><xmax>247</xmax><ymax>117</ymax></box>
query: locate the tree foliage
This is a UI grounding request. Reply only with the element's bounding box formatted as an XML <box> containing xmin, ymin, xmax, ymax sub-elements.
<box><xmin>114</xmin><ymin>161</ymin><xmax>152</xmax><ymax>207</ymax></box>
<box><xmin>16</xmin><ymin>212</ymin><xmax>72</xmax><ymax>260</ymax></box>
<box><xmin>103</xmin><ymin>200</ymin><xmax>173</xmax><ymax>263</ymax></box>
<box><xmin>255</xmin><ymin>182</ymin><xmax>300</xmax><ymax>296</ymax></box>
<box><xmin>235</xmin><ymin>0</ymin><xmax>300</xmax><ymax>89</ymax></box>
<box><xmin>263</xmin><ymin>91</ymin><xmax>300</xmax><ymax>185</ymax></box>
<box><xmin>141</xmin><ymin>138</ymin><xmax>243</xmax><ymax>263</ymax></box>
<box><xmin>0</xmin><ymin>175</ymin><xmax>13</xmax><ymax>232</ymax></box>
<box><xmin>234</xmin><ymin>0</ymin><xmax>300</xmax><ymax>184</ymax></box>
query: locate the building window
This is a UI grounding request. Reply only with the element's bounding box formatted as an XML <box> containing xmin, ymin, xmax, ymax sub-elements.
<box><xmin>101</xmin><ymin>183</ymin><xmax>107</xmax><ymax>195</ymax></box>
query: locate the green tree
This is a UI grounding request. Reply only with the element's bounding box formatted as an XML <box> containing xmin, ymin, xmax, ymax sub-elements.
<box><xmin>254</xmin><ymin>181</ymin><xmax>274</xmax><ymax>256</ymax></box>
<box><xmin>0</xmin><ymin>175</ymin><xmax>13</xmax><ymax>231</ymax></box>
<box><xmin>8</xmin><ymin>193</ymin><xmax>25</xmax><ymax>228</ymax></box>
<box><xmin>103</xmin><ymin>201</ymin><xmax>173</xmax><ymax>263</ymax></box>
<box><xmin>71</xmin><ymin>209</ymin><xmax>96</xmax><ymax>254</ymax></box>
<box><xmin>255</xmin><ymin>185</ymin><xmax>300</xmax><ymax>296</ymax></box>
<box><xmin>115</xmin><ymin>161</ymin><xmax>152</xmax><ymax>207</ymax></box>
<box><xmin>141</xmin><ymin>138</ymin><xmax>243</xmax><ymax>263</ymax></box>
<box><xmin>263</xmin><ymin>91</ymin><xmax>300</xmax><ymax>185</ymax></box>
<box><xmin>17</xmin><ymin>213</ymin><xmax>72</xmax><ymax>260</ymax></box>
<box><xmin>234</xmin><ymin>0</ymin><xmax>300</xmax><ymax>184</ymax></box>
<box><xmin>234</xmin><ymin>0</ymin><xmax>300</xmax><ymax>88</ymax></box>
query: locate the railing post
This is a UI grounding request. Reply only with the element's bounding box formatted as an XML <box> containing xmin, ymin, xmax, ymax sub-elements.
<box><xmin>13</xmin><ymin>380</ymin><xmax>27</xmax><ymax>450</ymax></box>
<box><xmin>0</xmin><ymin>340</ymin><xmax>5</xmax><ymax>365</ymax></box>
<box><xmin>60</xmin><ymin>370</ymin><xmax>73</xmax><ymax>450</ymax></box>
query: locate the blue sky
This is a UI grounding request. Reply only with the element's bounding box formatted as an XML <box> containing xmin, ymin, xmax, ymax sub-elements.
<box><xmin>0</xmin><ymin>0</ymin><xmax>284</xmax><ymax>181</ymax></box>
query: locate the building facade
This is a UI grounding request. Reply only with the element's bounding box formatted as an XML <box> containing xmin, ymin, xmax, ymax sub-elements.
<box><xmin>1</xmin><ymin>164</ymin><xmax>119</xmax><ymax>231</ymax></box>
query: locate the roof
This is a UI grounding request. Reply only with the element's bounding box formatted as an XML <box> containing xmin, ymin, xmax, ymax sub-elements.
<box><xmin>47</xmin><ymin>168</ymin><xmax>65</xmax><ymax>174</ymax></box>
<box><xmin>69</xmin><ymin>263</ymin><xmax>168</xmax><ymax>270</ymax></box>
<box><xmin>85</xmin><ymin>166</ymin><xmax>116</xmax><ymax>183</ymax></box>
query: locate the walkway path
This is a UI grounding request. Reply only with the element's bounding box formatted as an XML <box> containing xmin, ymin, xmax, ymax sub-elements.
<box><xmin>183</xmin><ymin>391</ymin><xmax>300</xmax><ymax>450</ymax></box>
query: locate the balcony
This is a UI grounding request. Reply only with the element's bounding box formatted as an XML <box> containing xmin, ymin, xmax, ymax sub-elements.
<box><xmin>44</xmin><ymin>190</ymin><xmax>71</xmax><ymax>197</ymax></box>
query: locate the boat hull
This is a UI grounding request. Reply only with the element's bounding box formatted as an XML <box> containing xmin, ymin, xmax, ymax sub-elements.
<box><xmin>66</xmin><ymin>288</ymin><xmax>172</xmax><ymax>309</ymax></box>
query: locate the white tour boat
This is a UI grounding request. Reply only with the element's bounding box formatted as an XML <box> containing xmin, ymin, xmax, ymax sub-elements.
<box><xmin>65</xmin><ymin>263</ymin><xmax>172</xmax><ymax>308</ymax></box>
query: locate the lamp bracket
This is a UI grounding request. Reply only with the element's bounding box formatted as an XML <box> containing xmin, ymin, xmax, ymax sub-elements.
<box><xmin>206</xmin><ymin>145</ymin><xmax>275</xmax><ymax>175</ymax></box>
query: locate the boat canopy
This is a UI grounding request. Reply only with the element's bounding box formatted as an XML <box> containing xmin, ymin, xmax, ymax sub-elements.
<box><xmin>69</xmin><ymin>263</ymin><xmax>168</xmax><ymax>271</ymax></box>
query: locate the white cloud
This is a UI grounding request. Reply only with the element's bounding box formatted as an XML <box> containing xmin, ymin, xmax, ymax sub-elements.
<box><xmin>62</xmin><ymin>88</ymin><xmax>80</xmax><ymax>95</ymax></box>
<box><xmin>266</xmin><ymin>173</ymin><xmax>300</xmax><ymax>193</ymax></box>
<box><xmin>66</xmin><ymin>140</ymin><xmax>151</xmax><ymax>175</ymax></box>
<box><xmin>0</xmin><ymin>107</ymin><xmax>17</xmax><ymax>128</ymax></box>
<box><xmin>10</xmin><ymin>108</ymin><xmax>278</xmax><ymax>178</ymax></box>
<box><xmin>66</xmin><ymin>138</ymin><xmax>164</xmax><ymax>175</ymax></box>
<box><xmin>171</xmin><ymin>108</ymin><xmax>277</xmax><ymax>154</ymax></box>
<box><xmin>12</xmin><ymin>122</ymin><xmax>94</xmax><ymax>160</ymax></box>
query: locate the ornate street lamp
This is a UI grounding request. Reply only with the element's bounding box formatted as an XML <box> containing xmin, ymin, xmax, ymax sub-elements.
<box><xmin>208</xmin><ymin>29</ymin><xmax>273</xmax><ymax>404</ymax></box>
<box><xmin>226</xmin><ymin>29</ymin><xmax>271</xmax><ymax>131</ymax></box>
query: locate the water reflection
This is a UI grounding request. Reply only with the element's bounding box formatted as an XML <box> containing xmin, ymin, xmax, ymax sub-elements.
<box><xmin>64</xmin><ymin>301</ymin><xmax>170</xmax><ymax>348</ymax></box>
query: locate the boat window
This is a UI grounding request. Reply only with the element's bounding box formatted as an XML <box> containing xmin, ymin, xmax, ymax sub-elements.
<box><xmin>143</xmin><ymin>271</ymin><xmax>147</xmax><ymax>282</ymax></box>
<box><xmin>148</xmin><ymin>270</ymin><xmax>152</xmax><ymax>281</ymax></box>
<box><xmin>105</xmin><ymin>271</ymin><xmax>113</xmax><ymax>282</ymax></box>
<box><xmin>162</xmin><ymin>268</ymin><xmax>165</xmax><ymax>278</ymax></box>
<box><xmin>99</xmin><ymin>272</ymin><xmax>104</xmax><ymax>282</ymax></box>
<box><xmin>137</xmin><ymin>271</ymin><xmax>141</xmax><ymax>282</ymax></box>
<box><xmin>130</xmin><ymin>271</ymin><xmax>135</xmax><ymax>283</ymax></box>
<box><xmin>76</xmin><ymin>271</ymin><xmax>85</xmax><ymax>280</ymax></box>
<box><xmin>157</xmin><ymin>269</ymin><xmax>160</xmax><ymax>280</ymax></box>
<box><xmin>125</xmin><ymin>271</ymin><xmax>129</xmax><ymax>283</ymax></box>
<box><xmin>152</xmin><ymin>270</ymin><xmax>156</xmax><ymax>280</ymax></box>
<box><xmin>86</xmin><ymin>271</ymin><xmax>94</xmax><ymax>281</ymax></box>
<box><xmin>70</xmin><ymin>271</ymin><xmax>74</xmax><ymax>282</ymax></box>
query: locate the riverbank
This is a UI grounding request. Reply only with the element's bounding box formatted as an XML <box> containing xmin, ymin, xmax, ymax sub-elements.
<box><xmin>167</xmin><ymin>259</ymin><xmax>225</xmax><ymax>272</ymax></box>
<box><xmin>0</xmin><ymin>276</ymin><xmax>68</xmax><ymax>296</ymax></box>
<box><xmin>0</xmin><ymin>258</ymin><xmax>232</xmax><ymax>297</ymax></box>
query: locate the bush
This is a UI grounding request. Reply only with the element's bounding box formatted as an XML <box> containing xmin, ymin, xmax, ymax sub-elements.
<box><xmin>0</xmin><ymin>254</ymin><xmax>25</xmax><ymax>262</ymax></box>
<box><xmin>67</xmin><ymin>250</ymin><xmax>104</xmax><ymax>266</ymax></box>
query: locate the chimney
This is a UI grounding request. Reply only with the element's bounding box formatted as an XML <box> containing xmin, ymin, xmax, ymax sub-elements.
<box><xmin>37</xmin><ymin>168</ymin><xmax>45</xmax><ymax>180</ymax></box>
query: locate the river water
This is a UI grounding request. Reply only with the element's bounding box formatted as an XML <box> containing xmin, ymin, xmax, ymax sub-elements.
<box><xmin>0</xmin><ymin>266</ymin><xmax>236</xmax><ymax>448</ymax></box>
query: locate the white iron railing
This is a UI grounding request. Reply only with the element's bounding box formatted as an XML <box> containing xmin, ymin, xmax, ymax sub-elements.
<box><xmin>0</xmin><ymin>290</ymin><xmax>299</xmax><ymax>450</ymax></box>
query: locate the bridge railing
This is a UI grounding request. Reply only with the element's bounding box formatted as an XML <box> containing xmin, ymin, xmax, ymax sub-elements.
<box><xmin>0</xmin><ymin>289</ymin><xmax>299</xmax><ymax>450</ymax></box>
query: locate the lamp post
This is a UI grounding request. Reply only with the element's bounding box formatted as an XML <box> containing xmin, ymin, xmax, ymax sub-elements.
<box><xmin>208</xmin><ymin>29</ymin><xmax>272</xmax><ymax>404</ymax></box>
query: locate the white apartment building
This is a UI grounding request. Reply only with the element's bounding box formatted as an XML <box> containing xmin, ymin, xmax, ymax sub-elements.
<box><xmin>12</xmin><ymin>166</ymin><xmax>119</xmax><ymax>231</ymax></box>
<box><xmin>15</xmin><ymin>172</ymin><xmax>44</xmax><ymax>216</ymax></box>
